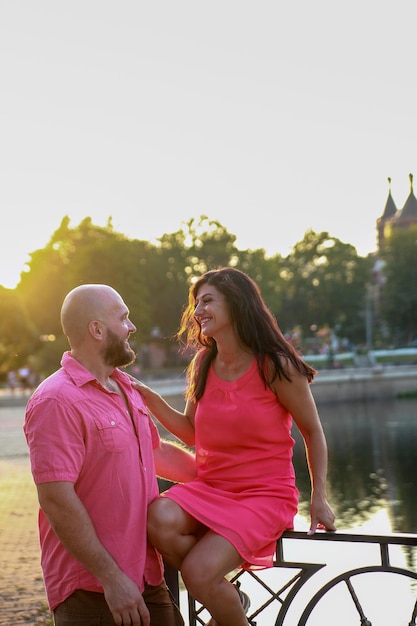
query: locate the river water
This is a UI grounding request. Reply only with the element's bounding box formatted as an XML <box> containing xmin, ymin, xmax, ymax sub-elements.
<box><xmin>305</xmin><ymin>396</ymin><xmax>417</xmax><ymax>535</ymax></box>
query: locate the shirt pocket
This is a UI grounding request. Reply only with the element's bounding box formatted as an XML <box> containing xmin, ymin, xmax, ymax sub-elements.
<box><xmin>94</xmin><ymin>412</ymin><xmax>132</xmax><ymax>453</ymax></box>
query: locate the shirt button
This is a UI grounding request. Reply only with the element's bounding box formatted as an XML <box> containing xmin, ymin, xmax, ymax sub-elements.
<box><xmin>110</xmin><ymin>420</ymin><xmax>115</xmax><ymax>426</ymax></box>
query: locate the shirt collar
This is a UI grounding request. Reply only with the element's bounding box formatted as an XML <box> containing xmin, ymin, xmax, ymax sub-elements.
<box><xmin>60</xmin><ymin>351</ymin><xmax>126</xmax><ymax>389</ymax></box>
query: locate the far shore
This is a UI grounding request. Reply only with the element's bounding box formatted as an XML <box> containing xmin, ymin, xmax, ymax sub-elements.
<box><xmin>1</xmin><ymin>363</ymin><xmax>416</xmax><ymax>408</ymax></box>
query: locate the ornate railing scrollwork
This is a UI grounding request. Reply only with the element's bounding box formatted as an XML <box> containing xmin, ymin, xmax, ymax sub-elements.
<box><xmin>187</xmin><ymin>530</ymin><xmax>417</xmax><ymax>625</ymax></box>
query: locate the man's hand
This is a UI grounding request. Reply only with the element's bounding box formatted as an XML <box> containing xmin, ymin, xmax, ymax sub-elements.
<box><xmin>103</xmin><ymin>571</ymin><xmax>150</xmax><ymax>626</ymax></box>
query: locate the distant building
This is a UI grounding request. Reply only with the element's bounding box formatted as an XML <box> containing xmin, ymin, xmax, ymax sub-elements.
<box><xmin>377</xmin><ymin>173</ymin><xmax>417</xmax><ymax>252</ymax></box>
<box><xmin>370</xmin><ymin>174</ymin><xmax>417</xmax><ymax>346</ymax></box>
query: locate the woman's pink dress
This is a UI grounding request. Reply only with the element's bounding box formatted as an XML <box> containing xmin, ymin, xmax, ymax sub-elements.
<box><xmin>163</xmin><ymin>359</ymin><xmax>299</xmax><ymax>569</ymax></box>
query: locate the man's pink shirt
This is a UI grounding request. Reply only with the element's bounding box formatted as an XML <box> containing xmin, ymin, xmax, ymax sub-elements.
<box><xmin>24</xmin><ymin>352</ymin><xmax>163</xmax><ymax>610</ymax></box>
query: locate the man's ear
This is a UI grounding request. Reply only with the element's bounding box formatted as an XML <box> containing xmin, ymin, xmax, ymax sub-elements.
<box><xmin>89</xmin><ymin>320</ymin><xmax>104</xmax><ymax>340</ymax></box>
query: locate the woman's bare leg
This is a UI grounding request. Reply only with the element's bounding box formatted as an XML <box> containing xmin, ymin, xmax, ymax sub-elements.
<box><xmin>147</xmin><ymin>497</ymin><xmax>206</xmax><ymax>570</ymax></box>
<box><xmin>148</xmin><ymin>498</ymin><xmax>248</xmax><ymax>625</ymax></box>
<box><xmin>181</xmin><ymin>531</ymin><xmax>248</xmax><ymax>626</ymax></box>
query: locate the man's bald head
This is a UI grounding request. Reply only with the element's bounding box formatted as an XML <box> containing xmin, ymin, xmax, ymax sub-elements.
<box><xmin>61</xmin><ymin>284</ymin><xmax>124</xmax><ymax>347</ymax></box>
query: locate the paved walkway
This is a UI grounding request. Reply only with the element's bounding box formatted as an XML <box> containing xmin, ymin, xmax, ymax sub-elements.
<box><xmin>0</xmin><ymin>394</ymin><xmax>53</xmax><ymax>625</ymax></box>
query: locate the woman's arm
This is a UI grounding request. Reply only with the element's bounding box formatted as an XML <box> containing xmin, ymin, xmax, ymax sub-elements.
<box><xmin>153</xmin><ymin>439</ymin><xmax>196</xmax><ymax>483</ymax></box>
<box><xmin>272</xmin><ymin>364</ymin><xmax>336</xmax><ymax>535</ymax></box>
<box><xmin>130</xmin><ymin>378</ymin><xmax>196</xmax><ymax>447</ymax></box>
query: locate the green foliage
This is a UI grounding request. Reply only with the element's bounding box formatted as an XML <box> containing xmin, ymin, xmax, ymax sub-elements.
<box><xmin>276</xmin><ymin>230</ymin><xmax>373</xmax><ymax>342</ymax></box>
<box><xmin>0</xmin><ymin>287</ymin><xmax>39</xmax><ymax>375</ymax></box>
<box><xmin>2</xmin><ymin>213</ymin><xmax>412</xmax><ymax>379</ymax></box>
<box><xmin>235</xmin><ymin>247</ymin><xmax>286</xmax><ymax>323</ymax></box>
<box><xmin>380</xmin><ymin>226</ymin><xmax>417</xmax><ymax>345</ymax></box>
<box><xmin>150</xmin><ymin>216</ymin><xmax>240</xmax><ymax>338</ymax></box>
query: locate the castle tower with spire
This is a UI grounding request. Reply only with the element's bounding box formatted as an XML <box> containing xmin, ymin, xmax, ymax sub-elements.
<box><xmin>376</xmin><ymin>173</ymin><xmax>417</xmax><ymax>252</ymax></box>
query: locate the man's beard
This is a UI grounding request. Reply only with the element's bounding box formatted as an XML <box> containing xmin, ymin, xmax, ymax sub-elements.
<box><xmin>103</xmin><ymin>328</ymin><xmax>136</xmax><ymax>368</ymax></box>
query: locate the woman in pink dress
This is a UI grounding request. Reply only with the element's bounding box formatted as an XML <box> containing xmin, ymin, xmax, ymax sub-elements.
<box><xmin>134</xmin><ymin>267</ymin><xmax>336</xmax><ymax>626</ymax></box>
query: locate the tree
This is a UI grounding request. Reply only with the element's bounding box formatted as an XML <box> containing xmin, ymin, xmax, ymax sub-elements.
<box><xmin>4</xmin><ymin>216</ymin><xmax>382</xmax><ymax>376</ymax></box>
<box><xmin>181</xmin><ymin>216</ymin><xmax>239</xmax><ymax>276</ymax></box>
<box><xmin>0</xmin><ymin>287</ymin><xmax>38</xmax><ymax>379</ymax></box>
<box><xmin>235</xmin><ymin>247</ymin><xmax>287</xmax><ymax>328</ymax></box>
<box><xmin>16</xmin><ymin>217</ymin><xmax>154</xmax><ymax>376</ymax></box>
<box><xmin>278</xmin><ymin>230</ymin><xmax>373</xmax><ymax>346</ymax></box>
<box><xmin>380</xmin><ymin>226</ymin><xmax>417</xmax><ymax>345</ymax></box>
<box><xmin>149</xmin><ymin>216</ymin><xmax>240</xmax><ymax>339</ymax></box>
<box><xmin>59</xmin><ymin>220</ymin><xmax>153</xmax><ymax>337</ymax></box>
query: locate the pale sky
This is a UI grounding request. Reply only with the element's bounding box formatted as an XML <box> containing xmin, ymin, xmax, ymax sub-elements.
<box><xmin>1</xmin><ymin>1</ymin><xmax>416</xmax><ymax>288</ymax></box>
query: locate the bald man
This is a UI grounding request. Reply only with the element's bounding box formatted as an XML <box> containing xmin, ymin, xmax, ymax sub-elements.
<box><xmin>24</xmin><ymin>284</ymin><xmax>195</xmax><ymax>626</ymax></box>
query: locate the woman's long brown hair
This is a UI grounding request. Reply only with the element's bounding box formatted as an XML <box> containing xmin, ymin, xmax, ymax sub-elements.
<box><xmin>177</xmin><ymin>267</ymin><xmax>316</xmax><ymax>402</ymax></box>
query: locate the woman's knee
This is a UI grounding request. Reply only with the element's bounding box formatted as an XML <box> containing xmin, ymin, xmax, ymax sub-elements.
<box><xmin>147</xmin><ymin>497</ymin><xmax>178</xmax><ymax>541</ymax></box>
<box><xmin>181</xmin><ymin>534</ymin><xmax>243</xmax><ymax>600</ymax></box>
<box><xmin>181</xmin><ymin>552</ymin><xmax>215</xmax><ymax>600</ymax></box>
<box><xmin>180</xmin><ymin>564</ymin><xmax>205</xmax><ymax>601</ymax></box>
